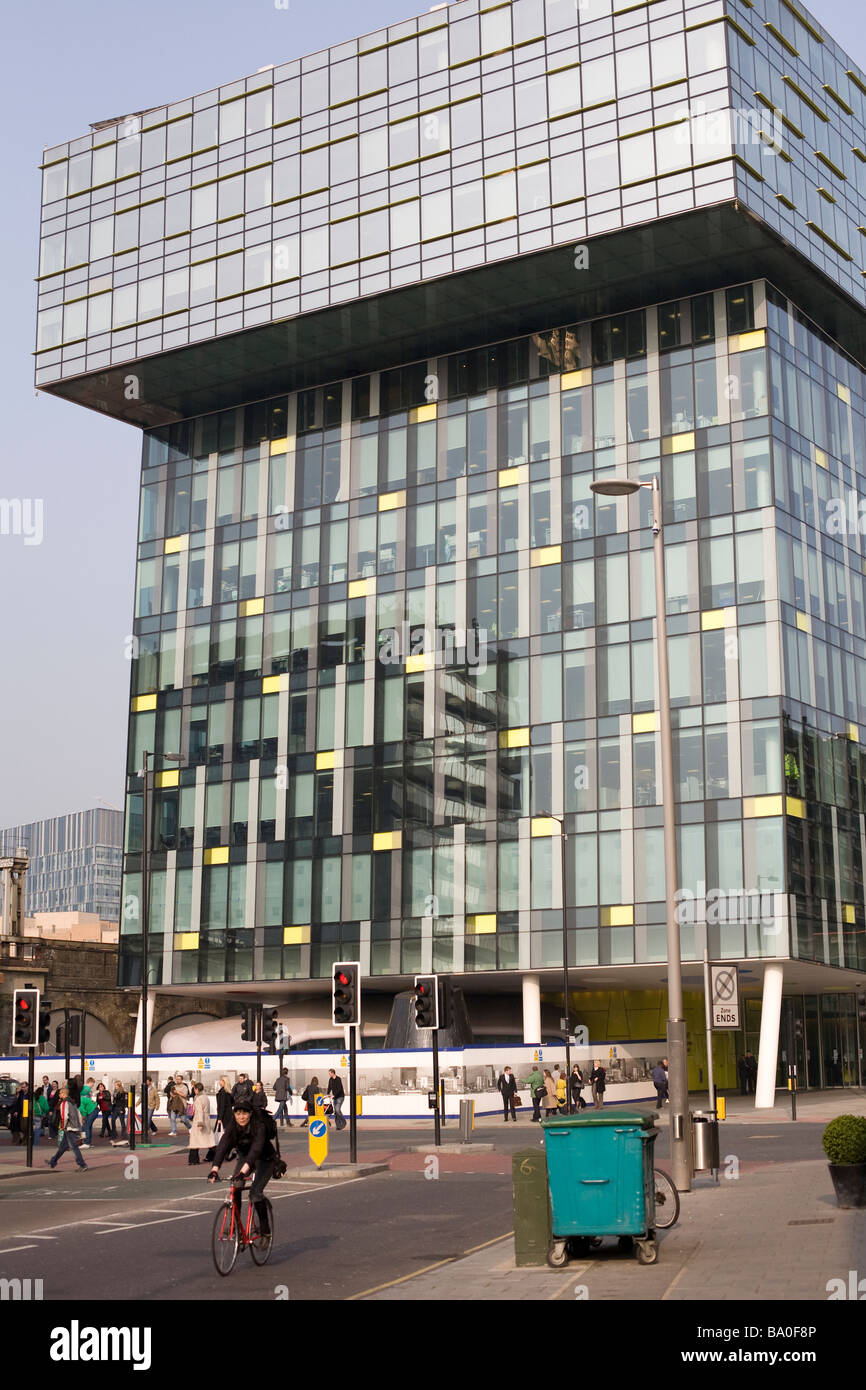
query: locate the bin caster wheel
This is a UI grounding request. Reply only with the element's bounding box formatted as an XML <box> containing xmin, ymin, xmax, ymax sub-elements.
<box><xmin>588</xmin><ymin>1237</ymin><xmax>603</xmax><ymax>1249</ymax></box>
<box><xmin>635</xmin><ymin>1240</ymin><xmax>658</xmax><ymax>1265</ymax></box>
<box><xmin>617</xmin><ymin>1235</ymin><xmax>634</xmax><ymax>1252</ymax></box>
<box><xmin>547</xmin><ymin>1241</ymin><xmax>569</xmax><ymax>1269</ymax></box>
<box><xmin>566</xmin><ymin>1237</ymin><xmax>589</xmax><ymax>1257</ymax></box>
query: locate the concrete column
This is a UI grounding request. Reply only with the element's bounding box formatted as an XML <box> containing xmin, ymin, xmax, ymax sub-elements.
<box><xmin>133</xmin><ymin>995</ymin><xmax>155</xmax><ymax>1057</ymax></box>
<box><xmin>755</xmin><ymin>962</ymin><xmax>784</xmax><ymax>1108</ymax></box>
<box><xmin>522</xmin><ymin>974</ymin><xmax>542</xmax><ymax>1045</ymax></box>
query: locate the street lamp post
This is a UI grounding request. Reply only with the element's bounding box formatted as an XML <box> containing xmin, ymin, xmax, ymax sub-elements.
<box><xmin>590</xmin><ymin>475</ymin><xmax>691</xmax><ymax>1191</ymax></box>
<box><xmin>538</xmin><ymin>813</ymin><xmax>572</xmax><ymax>1102</ymax></box>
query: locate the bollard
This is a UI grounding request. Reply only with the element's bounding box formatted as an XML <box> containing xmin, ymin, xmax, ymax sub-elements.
<box><xmin>512</xmin><ymin>1149</ymin><xmax>552</xmax><ymax>1266</ymax></box>
<box><xmin>459</xmin><ymin>1098</ymin><xmax>474</xmax><ymax>1143</ymax></box>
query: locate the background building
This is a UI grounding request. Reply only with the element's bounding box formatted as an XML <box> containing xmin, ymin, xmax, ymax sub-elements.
<box><xmin>0</xmin><ymin>809</ymin><xmax>122</xmax><ymax>920</ymax></box>
<box><xmin>34</xmin><ymin>0</ymin><xmax>866</xmax><ymax>1088</ymax></box>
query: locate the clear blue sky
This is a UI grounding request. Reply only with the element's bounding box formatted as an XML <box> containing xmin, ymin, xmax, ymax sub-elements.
<box><xmin>0</xmin><ymin>0</ymin><xmax>863</xmax><ymax>829</ymax></box>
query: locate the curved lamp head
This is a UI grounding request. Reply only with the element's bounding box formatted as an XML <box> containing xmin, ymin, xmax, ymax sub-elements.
<box><xmin>589</xmin><ymin>479</ymin><xmax>643</xmax><ymax>498</ymax></box>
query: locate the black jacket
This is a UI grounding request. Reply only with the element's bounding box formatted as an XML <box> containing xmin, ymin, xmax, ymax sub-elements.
<box><xmin>212</xmin><ymin>1112</ymin><xmax>276</xmax><ymax>1169</ymax></box>
<box><xmin>231</xmin><ymin>1079</ymin><xmax>253</xmax><ymax>1104</ymax></box>
<box><xmin>497</xmin><ymin>1073</ymin><xmax>517</xmax><ymax>1097</ymax></box>
<box><xmin>327</xmin><ymin>1076</ymin><xmax>345</xmax><ymax>1100</ymax></box>
<box><xmin>569</xmin><ymin>1070</ymin><xmax>584</xmax><ymax>1098</ymax></box>
<box><xmin>590</xmin><ymin>1067</ymin><xmax>606</xmax><ymax>1092</ymax></box>
<box><xmin>216</xmin><ymin>1088</ymin><xmax>233</xmax><ymax>1126</ymax></box>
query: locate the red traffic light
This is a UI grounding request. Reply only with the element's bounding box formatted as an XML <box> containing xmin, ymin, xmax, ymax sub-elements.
<box><xmin>417</xmin><ymin>984</ymin><xmax>428</xmax><ymax>996</ymax></box>
<box><xmin>17</xmin><ymin>998</ymin><xmax>31</xmax><ymax>1010</ymax></box>
<box><xmin>336</xmin><ymin>971</ymin><xmax>350</xmax><ymax>987</ymax></box>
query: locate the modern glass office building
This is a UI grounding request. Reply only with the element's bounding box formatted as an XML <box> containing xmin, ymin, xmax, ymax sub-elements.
<box><xmin>36</xmin><ymin>0</ymin><xmax>866</xmax><ymax>1087</ymax></box>
<box><xmin>0</xmin><ymin>810</ymin><xmax>123</xmax><ymax>920</ymax></box>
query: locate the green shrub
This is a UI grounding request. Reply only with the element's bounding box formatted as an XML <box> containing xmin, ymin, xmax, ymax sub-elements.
<box><xmin>822</xmin><ymin>1115</ymin><xmax>866</xmax><ymax>1165</ymax></box>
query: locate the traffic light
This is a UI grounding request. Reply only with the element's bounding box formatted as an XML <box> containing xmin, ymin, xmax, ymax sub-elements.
<box><xmin>262</xmin><ymin>1007</ymin><xmax>279</xmax><ymax>1053</ymax></box>
<box><xmin>438</xmin><ymin>978</ymin><xmax>452</xmax><ymax>1031</ymax></box>
<box><xmin>68</xmin><ymin>1014</ymin><xmax>81</xmax><ymax>1047</ymax></box>
<box><xmin>240</xmin><ymin>1006</ymin><xmax>256</xmax><ymax>1042</ymax></box>
<box><xmin>13</xmin><ymin>988</ymin><xmax>39</xmax><ymax>1047</ymax></box>
<box><xmin>276</xmin><ymin>1024</ymin><xmax>291</xmax><ymax>1052</ymax></box>
<box><xmin>332</xmin><ymin>963</ymin><xmax>360</xmax><ymax>1026</ymax></box>
<box><xmin>55</xmin><ymin>1025</ymin><xmax>64</xmax><ymax>1052</ymax></box>
<box><xmin>413</xmin><ymin>975</ymin><xmax>439</xmax><ymax>1030</ymax></box>
<box><xmin>38</xmin><ymin>1000</ymin><xmax>52</xmax><ymax>1045</ymax></box>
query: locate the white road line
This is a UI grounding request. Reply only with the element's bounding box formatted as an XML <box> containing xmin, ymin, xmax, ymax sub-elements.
<box><xmin>0</xmin><ymin>1244</ymin><xmax>38</xmax><ymax>1254</ymax></box>
<box><xmin>94</xmin><ymin>1211</ymin><xmax>207</xmax><ymax>1234</ymax></box>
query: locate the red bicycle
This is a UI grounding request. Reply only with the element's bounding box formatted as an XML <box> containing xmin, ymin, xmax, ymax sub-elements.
<box><xmin>210</xmin><ymin>1175</ymin><xmax>274</xmax><ymax>1276</ymax></box>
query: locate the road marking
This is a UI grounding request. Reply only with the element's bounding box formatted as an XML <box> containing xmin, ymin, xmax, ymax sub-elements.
<box><xmin>94</xmin><ymin>1211</ymin><xmax>208</xmax><ymax>1235</ymax></box>
<box><xmin>348</xmin><ymin>1258</ymin><xmax>457</xmax><ymax>1300</ymax></box>
<box><xmin>463</xmin><ymin>1231</ymin><xmax>513</xmax><ymax>1254</ymax></box>
<box><xmin>548</xmin><ymin>1263</ymin><xmax>591</xmax><ymax>1299</ymax></box>
<box><xmin>0</xmin><ymin>1244</ymin><xmax>38</xmax><ymax>1254</ymax></box>
<box><xmin>662</xmin><ymin>1241</ymin><xmax>703</xmax><ymax>1300</ymax></box>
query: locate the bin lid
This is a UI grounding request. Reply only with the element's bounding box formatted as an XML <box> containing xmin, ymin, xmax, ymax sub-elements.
<box><xmin>541</xmin><ymin>1109</ymin><xmax>657</xmax><ymax>1130</ymax></box>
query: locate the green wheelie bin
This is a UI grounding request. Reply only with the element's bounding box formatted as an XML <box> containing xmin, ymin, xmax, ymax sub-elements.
<box><xmin>541</xmin><ymin>1109</ymin><xmax>659</xmax><ymax>1266</ymax></box>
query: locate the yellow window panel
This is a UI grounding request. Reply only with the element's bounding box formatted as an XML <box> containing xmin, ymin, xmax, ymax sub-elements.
<box><xmin>204</xmin><ymin>846</ymin><xmax>229</xmax><ymax>865</ymax></box>
<box><xmin>662</xmin><ymin>431</ymin><xmax>695</xmax><ymax>454</ymax></box>
<box><xmin>410</xmin><ymin>402</ymin><xmax>437</xmax><ymax>423</ymax></box>
<box><xmin>813</xmin><ymin>445</ymin><xmax>828</xmax><ymax>469</ymax></box>
<box><xmin>176</xmin><ymin>933</ymin><xmax>199</xmax><ymax>951</ymax></box>
<box><xmin>269</xmin><ymin>437</ymin><xmax>288</xmax><ymax>455</ymax></box>
<box><xmin>531</xmin><ymin>817</ymin><xmax>559</xmax><ymax>837</ymax></box>
<box><xmin>700</xmin><ymin>609</ymin><xmax>729</xmax><ymax>630</ymax></box>
<box><xmin>467</xmin><ymin>914</ymin><xmax>497</xmax><ymax>934</ymax></box>
<box><xmin>164</xmin><ymin>534</ymin><xmax>188</xmax><ymax>554</ymax></box>
<box><xmin>156</xmin><ymin>770</ymin><xmax>179</xmax><ymax>788</ymax></box>
<box><xmin>498</xmin><ymin>464</ymin><xmax>527</xmax><ymax>487</ymax></box>
<box><xmin>743</xmin><ymin>796</ymin><xmax>783</xmax><ymax>818</ymax></box>
<box><xmin>561</xmin><ymin>369</ymin><xmax>590</xmax><ymax>389</ymax></box>
<box><xmin>316</xmin><ymin>750</ymin><xmax>343</xmax><ymax>770</ymax></box>
<box><xmin>348</xmin><ymin>578</ymin><xmax>373</xmax><ymax>598</ymax></box>
<box><xmin>531</xmin><ymin>545</ymin><xmax>561</xmax><ymax>567</ymax></box>
<box><xmin>632</xmin><ymin>711</ymin><xmax>657</xmax><ymax>733</ymax></box>
<box><xmin>241</xmin><ymin>597</ymin><xmax>264</xmax><ymax>617</ymax></box>
<box><xmin>837</xmin><ymin>383</ymin><xmax>851</xmax><ymax>404</ymax></box>
<box><xmin>283</xmin><ymin>925</ymin><xmax>310</xmax><ymax>945</ymax></box>
<box><xmin>843</xmin><ymin>903</ymin><xmax>855</xmax><ymax>924</ymax></box>
<box><xmin>795</xmin><ymin>611</ymin><xmax>810</xmax><ymax>632</ymax></box>
<box><xmin>262</xmin><ymin>674</ymin><xmax>284</xmax><ymax>694</ymax></box>
<box><xmin>499</xmin><ymin>728</ymin><xmax>529</xmax><ymax>749</ymax></box>
<box><xmin>373</xmin><ymin>830</ymin><xmax>402</xmax><ymax>851</ymax></box>
<box><xmin>848</xmin><ymin>723</ymin><xmax>859</xmax><ymax>743</ymax></box>
<box><xmin>601</xmin><ymin>905</ymin><xmax>634</xmax><ymax>926</ymax></box>
<box><xmin>732</xmin><ymin>329</ymin><xmax>766</xmax><ymax>351</ymax></box>
<box><xmin>785</xmin><ymin>796</ymin><xmax>805</xmax><ymax>818</ymax></box>
<box><xmin>405</xmin><ymin>652</ymin><xmax>431</xmax><ymax>673</ymax></box>
<box><xmin>378</xmin><ymin>490</ymin><xmax>406</xmax><ymax>511</ymax></box>
<box><xmin>132</xmin><ymin>694</ymin><xmax>157</xmax><ymax>712</ymax></box>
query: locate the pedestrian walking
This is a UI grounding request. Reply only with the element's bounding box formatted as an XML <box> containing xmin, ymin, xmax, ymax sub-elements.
<box><xmin>570</xmin><ymin>1063</ymin><xmax>587</xmax><ymax>1112</ymax></box>
<box><xmin>300</xmin><ymin>1077</ymin><xmax>322</xmax><ymax>1128</ymax></box>
<box><xmin>252</xmin><ymin>1081</ymin><xmax>268</xmax><ymax>1112</ymax></box>
<box><xmin>327</xmin><ymin>1069</ymin><xmax>347</xmax><ymax>1130</ymax></box>
<box><xmin>651</xmin><ymin>1060</ymin><xmax>667</xmax><ymax>1109</ymax></box>
<box><xmin>590</xmin><ymin>1060</ymin><xmax>606</xmax><ymax>1109</ymax></box>
<box><xmin>95</xmin><ymin>1084</ymin><xmax>112</xmax><ymax>1138</ymax></box>
<box><xmin>10</xmin><ymin>1083</ymin><xmax>30</xmax><ymax>1146</ymax></box>
<box><xmin>555</xmin><ymin>1070</ymin><xmax>568</xmax><ymax>1112</ymax></box>
<box><xmin>78</xmin><ymin>1079</ymin><xmax>98</xmax><ymax>1148</ymax></box>
<box><xmin>497</xmin><ymin>1066</ymin><xmax>518</xmax><ymax>1121</ymax></box>
<box><xmin>146</xmin><ymin>1077</ymin><xmax>160</xmax><ymax>1134</ymax></box>
<box><xmin>525</xmin><ymin>1064</ymin><xmax>544</xmax><ymax>1122</ymax></box>
<box><xmin>33</xmin><ymin>1087</ymin><xmax>50</xmax><ymax>1145</ymax></box>
<box><xmin>231</xmin><ymin>1072</ymin><xmax>253</xmax><ymax>1105</ymax></box>
<box><xmin>167</xmin><ymin>1085</ymin><xmax>192</xmax><ymax>1136</ymax></box>
<box><xmin>188</xmin><ymin>1082</ymin><xmax>214</xmax><ymax>1165</ymax></box>
<box><xmin>215</xmin><ymin>1077</ymin><xmax>233</xmax><ymax>1134</ymax></box>
<box><xmin>737</xmin><ymin>1054</ymin><xmax>748</xmax><ymax>1096</ymax></box>
<box><xmin>110</xmin><ymin>1081</ymin><xmax>128</xmax><ymax>1139</ymax></box>
<box><xmin>44</xmin><ymin>1087</ymin><xmax>88</xmax><ymax>1171</ymax></box>
<box><xmin>745</xmin><ymin>1052</ymin><xmax>758</xmax><ymax>1095</ymax></box>
<box><xmin>542</xmin><ymin>1069</ymin><xmax>558</xmax><ymax>1119</ymax></box>
<box><xmin>273</xmin><ymin>1069</ymin><xmax>293</xmax><ymax>1127</ymax></box>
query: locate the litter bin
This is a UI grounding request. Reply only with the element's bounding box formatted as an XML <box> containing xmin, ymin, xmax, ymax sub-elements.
<box><xmin>542</xmin><ymin>1109</ymin><xmax>659</xmax><ymax>1266</ymax></box>
<box><xmin>691</xmin><ymin>1110</ymin><xmax>720</xmax><ymax>1171</ymax></box>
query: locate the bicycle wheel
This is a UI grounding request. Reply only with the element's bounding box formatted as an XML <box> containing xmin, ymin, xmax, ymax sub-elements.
<box><xmin>250</xmin><ymin>1198</ymin><xmax>274</xmax><ymax>1266</ymax></box>
<box><xmin>653</xmin><ymin>1168</ymin><xmax>680</xmax><ymax>1229</ymax></box>
<box><xmin>212</xmin><ymin>1200</ymin><xmax>239</xmax><ymax>1276</ymax></box>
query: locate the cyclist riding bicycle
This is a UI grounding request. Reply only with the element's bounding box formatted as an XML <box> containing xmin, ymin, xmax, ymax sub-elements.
<box><xmin>207</xmin><ymin>1095</ymin><xmax>276</xmax><ymax>1233</ymax></box>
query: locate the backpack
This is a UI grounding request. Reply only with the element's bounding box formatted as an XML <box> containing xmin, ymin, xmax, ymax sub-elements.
<box><xmin>256</xmin><ymin>1109</ymin><xmax>287</xmax><ymax>1178</ymax></box>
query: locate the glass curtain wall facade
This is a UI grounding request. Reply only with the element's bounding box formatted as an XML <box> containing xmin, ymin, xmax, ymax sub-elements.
<box><xmin>0</xmin><ymin>810</ymin><xmax>123</xmax><ymax>919</ymax></box>
<box><xmin>117</xmin><ymin>277</ymin><xmax>863</xmax><ymax>991</ymax></box>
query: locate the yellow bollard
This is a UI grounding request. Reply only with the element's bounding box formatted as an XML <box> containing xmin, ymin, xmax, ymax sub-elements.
<box><xmin>716</xmin><ymin>1095</ymin><xmax>726</xmax><ymax>1120</ymax></box>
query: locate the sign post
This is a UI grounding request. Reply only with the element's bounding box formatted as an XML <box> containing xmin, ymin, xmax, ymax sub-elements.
<box><xmin>706</xmin><ymin>959</ymin><xmax>740</xmax><ymax>1120</ymax></box>
<box><xmin>308</xmin><ymin>1094</ymin><xmax>328</xmax><ymax>1168</ymax></box>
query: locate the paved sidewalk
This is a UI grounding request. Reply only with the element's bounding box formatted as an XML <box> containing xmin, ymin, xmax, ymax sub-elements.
<box><xmin>360</xmin><ymin>1155</ymin><xmax>866</xmax><ymax>1301</ymax></box>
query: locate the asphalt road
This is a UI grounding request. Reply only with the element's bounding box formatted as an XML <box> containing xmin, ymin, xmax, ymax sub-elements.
<box><xmin>0</xmin><ymin>1117</ymin><xmax>833</xmax><ymax>1301</ymax></box>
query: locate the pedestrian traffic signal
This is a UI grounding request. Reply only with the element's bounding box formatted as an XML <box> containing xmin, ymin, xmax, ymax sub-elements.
<box><xmin>276</xmin><ymin>1024</ymin><xmax>291</xmax><ymax>1052</ymax></box>
<box><xmin>332</xmin><ymin>962</ymin><xmax>360</xmax><ymax>1026</ymax></box>
<box><xmin>13</xmin><ymin>988</ymin><xmax>39</xmax><ymax>1047</ymax></box>
<box><xmin>240</xmin><ymin>1006</ymin><xmax>256</xmax><ymax>1042</ymax></box>
<box><xmin>413</xmin><ymin>975</ymin><xmax>439</xmax><ymax>1030</ymax></box>
<box><xmin>262</xmin><ymin>1007</ymin><xmax>279</xmax><ymax>1053</ymax></box>
<box><xmin>38</xmin><ymin>1000</ymin><xmax>52</xmax><ymax>1045</ymax></box>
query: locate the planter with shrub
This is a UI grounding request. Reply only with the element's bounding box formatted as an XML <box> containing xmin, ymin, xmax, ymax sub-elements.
<box><xmin>822</xmin><ymin>1114</ymin><xmax>866</xmax><ymax>1208</ymax></box>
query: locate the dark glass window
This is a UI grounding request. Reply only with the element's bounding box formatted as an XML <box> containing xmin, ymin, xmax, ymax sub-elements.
<box><xmin>351</xmin><ymin>376</ymin><xmax>371</xmax><ymax>419</ymax></box>
<box><xmin>658</xmin><ymin>302</ymin><xmax>681</xmax><ymax>351</ymax></box>
<box><xmin>726</xmin><ymin>284</ymin><xmax>754</xmax><ymax>335</ymax></box>
<box><xmin>297</xmin><ymin>389</ymin><xmax>318</xmax><ymax>434</ymax></box>
<box><xmin>691</xmin><ymin>293</ymin><xmax>715</xmax><ymax>344</ymax></box>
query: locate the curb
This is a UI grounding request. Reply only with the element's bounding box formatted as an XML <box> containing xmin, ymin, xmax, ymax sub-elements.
<box><xmin>404</xmin><ymin>1143</ymin><xmax>496</xmax><ymax>1154</ymax></box>
<box><xmin>281</xmin><ymin>1163</ymin><xmax>389</xmax><ymax>1179</ymax></box>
